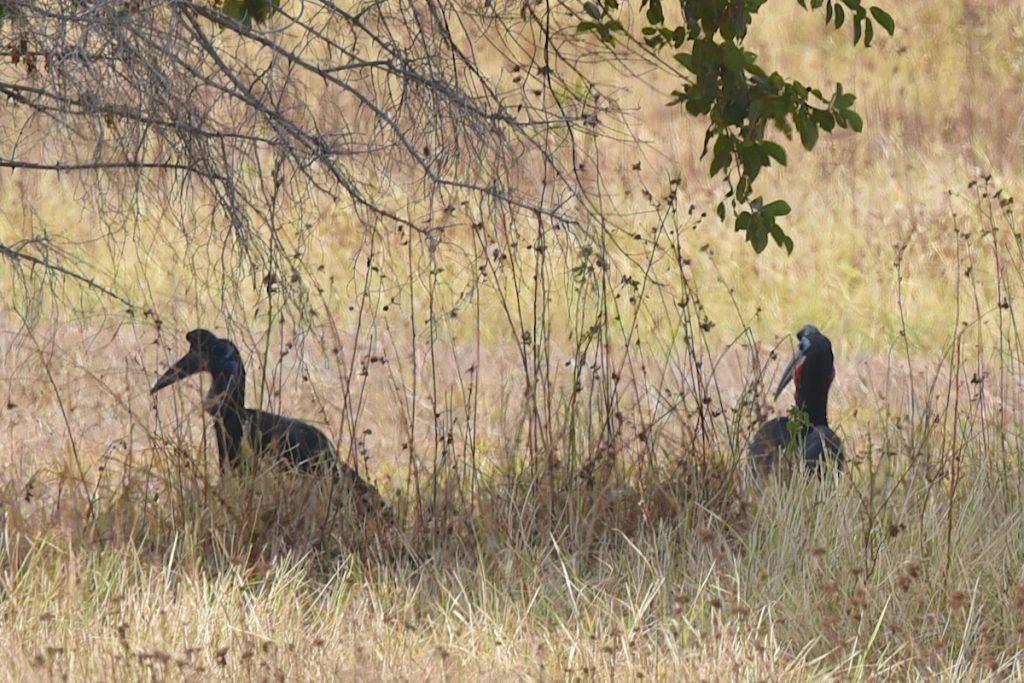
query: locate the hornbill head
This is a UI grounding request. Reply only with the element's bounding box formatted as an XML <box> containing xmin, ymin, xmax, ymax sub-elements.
<box><xmin>773</xmin><ymin>325</ymin><xmax>835</xmax><ymax>422</ymax></box>
<box><xmin>152</xmin><ymin>329</ymin><xmax>246</xmax><ymax>413</ymax></box>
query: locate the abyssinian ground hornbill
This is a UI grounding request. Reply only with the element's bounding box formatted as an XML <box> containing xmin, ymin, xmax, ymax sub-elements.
<box><xmin>152</xmin><ymin>329</ymin><xmax>389</xmax><ymax>517</ymax></box>
<box><xmin>748</xmin><ymin>325</ymin><xmax>844</xmax><ymax>478</ymax></box>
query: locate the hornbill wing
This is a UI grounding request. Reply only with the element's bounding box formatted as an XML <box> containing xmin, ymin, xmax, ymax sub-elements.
<box><xmin>252</xmin><ymin>410</ymin><xmax>335</xmax><ymax>468</ymax></box>
<box><xmin>253</xmin><ymin>410</ymin><xmax>392</xmax><ymax>520</ymax></box>
<box><xmin>748</xmin><ymin>417</ymin><xmax>790</xmax><ymax>479</ymax></box>
<box><xmin>803</xmin><ymin>426</ymin><xmax>844</xmax><ymax>473</ymax></box>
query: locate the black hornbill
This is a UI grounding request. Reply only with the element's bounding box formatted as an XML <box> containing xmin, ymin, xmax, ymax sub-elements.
<box><xmin>152</xmin><ymin>329</ymin><xmax>388</xmax><ymax>515</ymax></box>
<box><xmin>748</xmin><ymin>325</ymin><xmax>843</xmax><ymax>478</ymax></box>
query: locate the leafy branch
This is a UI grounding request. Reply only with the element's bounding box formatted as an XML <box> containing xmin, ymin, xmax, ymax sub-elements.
<box><xmin>578</xmin><ymin>0</ymin><xmax>894</xmax><ymax>252</ymax></box>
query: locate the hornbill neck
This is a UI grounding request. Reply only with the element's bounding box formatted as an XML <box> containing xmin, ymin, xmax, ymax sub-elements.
<box><xmin>205</xmin><ymin>362</ymin><xmax>248</xmax><ymax>471</ymax></box>
<box><xmin>793</xmin><ymin>331</ymin><xmax>834</xmax><ymax>427</ymax></box>
<box><xmin>774</xmin><ymin>325</ymin><xmax>835</xmax><ymax>429</ymax></box>
<box><xmin>206</xmin><ymin>364</ymin><xmax>247</xmax><ymax>419</ymax></box>
<box><xmin>796</xmin><ymin>381</ymin><xmax>830</xmax><ymax>427</ymax></box>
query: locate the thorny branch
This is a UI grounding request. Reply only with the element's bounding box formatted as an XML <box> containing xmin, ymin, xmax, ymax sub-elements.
<box><xmin>0</xmin><ymin>0</ymin><xmax>609</xmax><ymax>304</ymax></box>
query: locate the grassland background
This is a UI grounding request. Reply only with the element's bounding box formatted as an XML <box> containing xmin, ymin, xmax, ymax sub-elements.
<box><xmin>1</xmin><ymin>0</ymin><xmax>1023</xmax><ymax>680</ymax></box>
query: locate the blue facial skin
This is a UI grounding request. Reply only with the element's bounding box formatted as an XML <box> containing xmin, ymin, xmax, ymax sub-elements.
<box><xmin>211</xmin><ymin>341</ymin><xmax>240</xmax><ymax>376</ymax></box>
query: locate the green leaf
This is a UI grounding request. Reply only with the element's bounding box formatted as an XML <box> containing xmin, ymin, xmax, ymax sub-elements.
<box><xmin>248</xmin><ymin>0</ymin><xmax>278</xmax><ymax>23</ymax></box>
<box><xmin>762</xmin><ymin>218</ymin><xmax>793</xmax><ymax>253</ymax></box>
<box><xmin>722</xmin><ymin>95</ymin><xmax>750</xmax><ymax>124</ymax></box>
<box><xmin>735</xmin><ymin>174</ymin><xmax>752</xmax><ymax>203</ymax></box>
<box><xmin>870</xmin><ymin>6</ymin><xmax>895</xmax><ymax>35</ymax></box>
<box><xmin>735</xmin><ymin>211</ymin><xmax>752</xmax><ymax>233</ymax></box>
<box><xmin>845</xmin><ymin>109</ymin><xmax>863</xmax><ymax>132</ymax></box>
<box><xmin>813</xmin><ymin>109</ymin><xmax>836</xmax><ymax>132</ymax></box>
<box><xmin>749</xmin><ymin>223</ymin><xmax>769</xmax><ymax>252</ymax></box>
<box><xmin>761</xmin><ymin>141</ymin><xmax>787</xmax><ymax>165</ymax></box>
<box><xmin>739</xmin><ymin>144</ymin><xmax>768</xmax><ymax>180</ymax></box>
<box><xmin>710</xmin><ymin>135</ymin><xmax>733</xmax><ymax>176</ymax></box>
<box><xmin>584</xmin><ymin>2</ymin><xmax>602</xmax><ymax>20</ymax></box>
<box><xmin>721</xmin><ymin>43</ymin><xmax>745</xmax><ymax>74</ymax></box>
<box><xmin>795</xmin><ymin>115</ymin><xmax>819</xmax><ymax>150</ymax></box>
<box><xmin>223</xmin><ymin>0</ymin><xmax>248</xmax><ymax>22</ymax></box>
<box><xmin>674</xmin><ymin>52</ymin><xmax>694</xmax><ymax>72</ymax></box>
<box><xmin>646</xmin><ymin>0</ymin><xmax>663</xmax><ymax>25</ymax></box>
<box><xmin>834</xmin><ymin>4</ymin><xmax>845</xmax><ymax>28</ymax></box>
<box><xmin>761</xmin><ymin>200</ymin><xmax>792</xmax><ymax>217</ymax></box>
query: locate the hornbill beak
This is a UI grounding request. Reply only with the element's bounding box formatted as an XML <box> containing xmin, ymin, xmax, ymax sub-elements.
<box><xmin>773</xmin><ymin>351</ymin><xmax>804</xmax><ymax>400</ymax></box>
<box><xmin>151</xmin><ymin>350</ymin><xmax>202</xmax><ymax>394</ymax></box>
<box><xmin>772</xmin><ymin>325</ymin><xmax>818</xmax><ymax>400</ymax></box>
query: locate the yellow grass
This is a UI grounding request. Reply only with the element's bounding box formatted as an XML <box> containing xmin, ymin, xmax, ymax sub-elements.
<box><xmin>2</xmin><ymin>0</ymin><xmax>1024</xmax><ymax>679</ymax></box>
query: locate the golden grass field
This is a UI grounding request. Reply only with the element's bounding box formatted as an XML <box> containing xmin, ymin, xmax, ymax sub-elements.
<box><xmin>1</xmin><ymin>0</ymin><xmax>1024</xmax><ymax>679</ymax></box>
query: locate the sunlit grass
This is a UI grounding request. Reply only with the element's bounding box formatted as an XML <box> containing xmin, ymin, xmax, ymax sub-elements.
<box><xmin>4</xmin><ymin>467</ymin><xmax>1024</xmax><ymax>680</ymax></box>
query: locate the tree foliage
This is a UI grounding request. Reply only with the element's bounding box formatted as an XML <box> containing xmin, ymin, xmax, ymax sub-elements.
<box><xmin>578</xmin><ymin>0</ymin><xmax>893</xmax><ymax>252</ymax></box>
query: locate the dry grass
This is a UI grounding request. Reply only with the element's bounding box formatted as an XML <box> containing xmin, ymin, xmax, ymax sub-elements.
<box><xmin>2</xmin><ymin>0</ymin><xmax>1024</xmax><ymax>680</ymax></box>
<box><xmin>4</xmin><ymin>471</ymin><xmax>1024</xmax><ymax>680</ymax></box>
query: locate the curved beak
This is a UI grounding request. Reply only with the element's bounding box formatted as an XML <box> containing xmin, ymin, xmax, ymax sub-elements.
<box><xmin>773</xmin><ymin>351</ymin><xmax>801</xmax><ymax>400</ymax></box>
<box><xmin>151</xmin><ymin>351</ymin><xmax>202</xmax><ymax>394</ymax></box>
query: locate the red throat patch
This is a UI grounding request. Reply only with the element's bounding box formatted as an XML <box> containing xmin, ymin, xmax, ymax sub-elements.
<box><xmin>793</xmin><ymin>357</ymin><xmax>806</xmax><ymax>401</ymax></box>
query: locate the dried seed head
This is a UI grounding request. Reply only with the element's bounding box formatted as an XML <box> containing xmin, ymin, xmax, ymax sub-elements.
<box><xmin>1014</xmin><ymin>585</ymin><xmax>1024</xmax><ymax>611</ymax></box>
<box><xmin>819</xmin><ymin>578</ymin><xmax>840</xmax><ymax>593</ymax></box>
<box><xmin>695</xmin><ymin>527</ymin><xmax>716</xmax><ymax>544</ymax></box>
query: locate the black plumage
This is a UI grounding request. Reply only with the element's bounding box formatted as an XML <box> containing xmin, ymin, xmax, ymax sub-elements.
<box><xmin>152</xmin><ymin>329</ymin><xmax>388</xmax><ymax>515</ymax></box>
<box><xmin>749</xmin><ymin>325</ymin><xmax>843</xmax><ymax>478</ymax></box>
